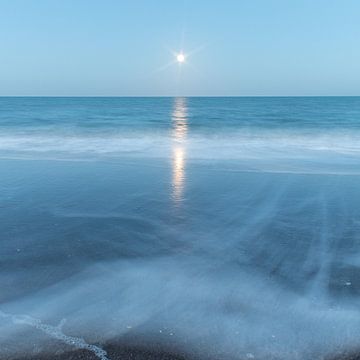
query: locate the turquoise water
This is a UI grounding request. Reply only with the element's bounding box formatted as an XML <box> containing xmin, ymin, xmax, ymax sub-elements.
<box><xmin>1</xmin><ymin>97</ymin><xmax>360</xmax><ymax>359</ymax></box>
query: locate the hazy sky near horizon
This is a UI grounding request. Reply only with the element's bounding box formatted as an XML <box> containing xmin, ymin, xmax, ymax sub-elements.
<box><xmin>1</xmin><ymin>0</ymin><xmax>360</xmax><ymax>96</ymax></box>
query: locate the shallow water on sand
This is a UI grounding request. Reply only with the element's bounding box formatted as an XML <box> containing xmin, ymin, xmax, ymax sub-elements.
<box><xmin>1</xmin><ymin>97</ymin><xmax>360</xmax><ymax>360</ymax></box>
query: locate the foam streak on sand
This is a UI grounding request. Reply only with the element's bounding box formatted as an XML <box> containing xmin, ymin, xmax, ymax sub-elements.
<box><xmin>0</xmin><ymin>310</ymin><xmax>110</xmax><ymax>360</ymax></box>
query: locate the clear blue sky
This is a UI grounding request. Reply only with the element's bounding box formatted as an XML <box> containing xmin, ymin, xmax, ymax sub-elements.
<box><xmin>1</xmin><ymin>0</ymin><xmax>359</xmax><ymax>96</ymax></box>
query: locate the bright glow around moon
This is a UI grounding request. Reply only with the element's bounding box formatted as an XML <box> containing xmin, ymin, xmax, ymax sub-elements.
<box><xmin>176</xmin><ymin>53</ymin><xmax>185</xmax><ymax>63</ymax></box>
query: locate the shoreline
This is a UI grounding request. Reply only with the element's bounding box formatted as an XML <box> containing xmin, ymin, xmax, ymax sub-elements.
<box><xmin>7</xmin><ymin>340</ymin><xmax>194</xmax><ymax>360</ymax></box>
<box><xmin>4</xmin><ymin>339</ymin><xmax>360</xmax><ymax>360</ymax></box>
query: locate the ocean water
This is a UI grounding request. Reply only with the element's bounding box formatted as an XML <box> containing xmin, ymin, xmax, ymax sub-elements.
<box><xmin>1</xmin><ymin>97</ymin><xmax>360</xmax><ymax>360</ymax></box>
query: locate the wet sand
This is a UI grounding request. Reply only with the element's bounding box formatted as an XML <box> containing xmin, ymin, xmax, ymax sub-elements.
<box><xmin>7</xmin><ymin>344</ymin><xmax>360</xmax><ymax>360</ymax></box>
<box><xmin>12</xmin><ymin>346</ymin><xmax>188</xmax><ymax>360</ymax></box>
<box><xmin>6</xmin><ymin>338</ymin><xmax>193</xmax><ymax>360</ymax></box>
<box><xmin>3</xmin><ymin>330</ymin><xmax>360</xmax><ymax>360</ymax></box>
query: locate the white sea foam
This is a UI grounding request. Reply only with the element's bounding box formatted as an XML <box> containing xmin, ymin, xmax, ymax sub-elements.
<box><xmin>1</xmin><ymin>255</ymin><xmax>360</xmax><ymax>360</ymax></box>
<box><xmin>0</xmin><ymin>310</ymin><xmax>109</xmax><ymax>360</ymax></box>
<box><xmin>0</xmin><ymin>130</ymin><xmax>359</xmax><ymax>175</ymax></box>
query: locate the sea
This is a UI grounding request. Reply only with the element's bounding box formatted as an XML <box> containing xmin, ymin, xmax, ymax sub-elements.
<box><xmin>1</xmin><ymin>97</ymin><xmax>360</xmax><ymax>360</ymax></box>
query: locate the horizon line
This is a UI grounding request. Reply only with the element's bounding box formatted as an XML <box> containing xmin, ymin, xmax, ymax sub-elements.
<box><xmin>1</xmin><ymin>95</ymin><xmax>360</xmax><ymax>98</ymax></box>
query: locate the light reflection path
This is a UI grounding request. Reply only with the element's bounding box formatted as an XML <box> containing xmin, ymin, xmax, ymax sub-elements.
<box><xmin>171</xmin><ymin>98</ymin><xmax>188</xmax><ymax>205</ymax></box>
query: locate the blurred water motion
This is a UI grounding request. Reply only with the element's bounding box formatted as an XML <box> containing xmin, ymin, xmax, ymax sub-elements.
<box><xmin>1</xmin><ymin>97</ymin><xmax>360</xmax><ymax>360</ymax></box>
